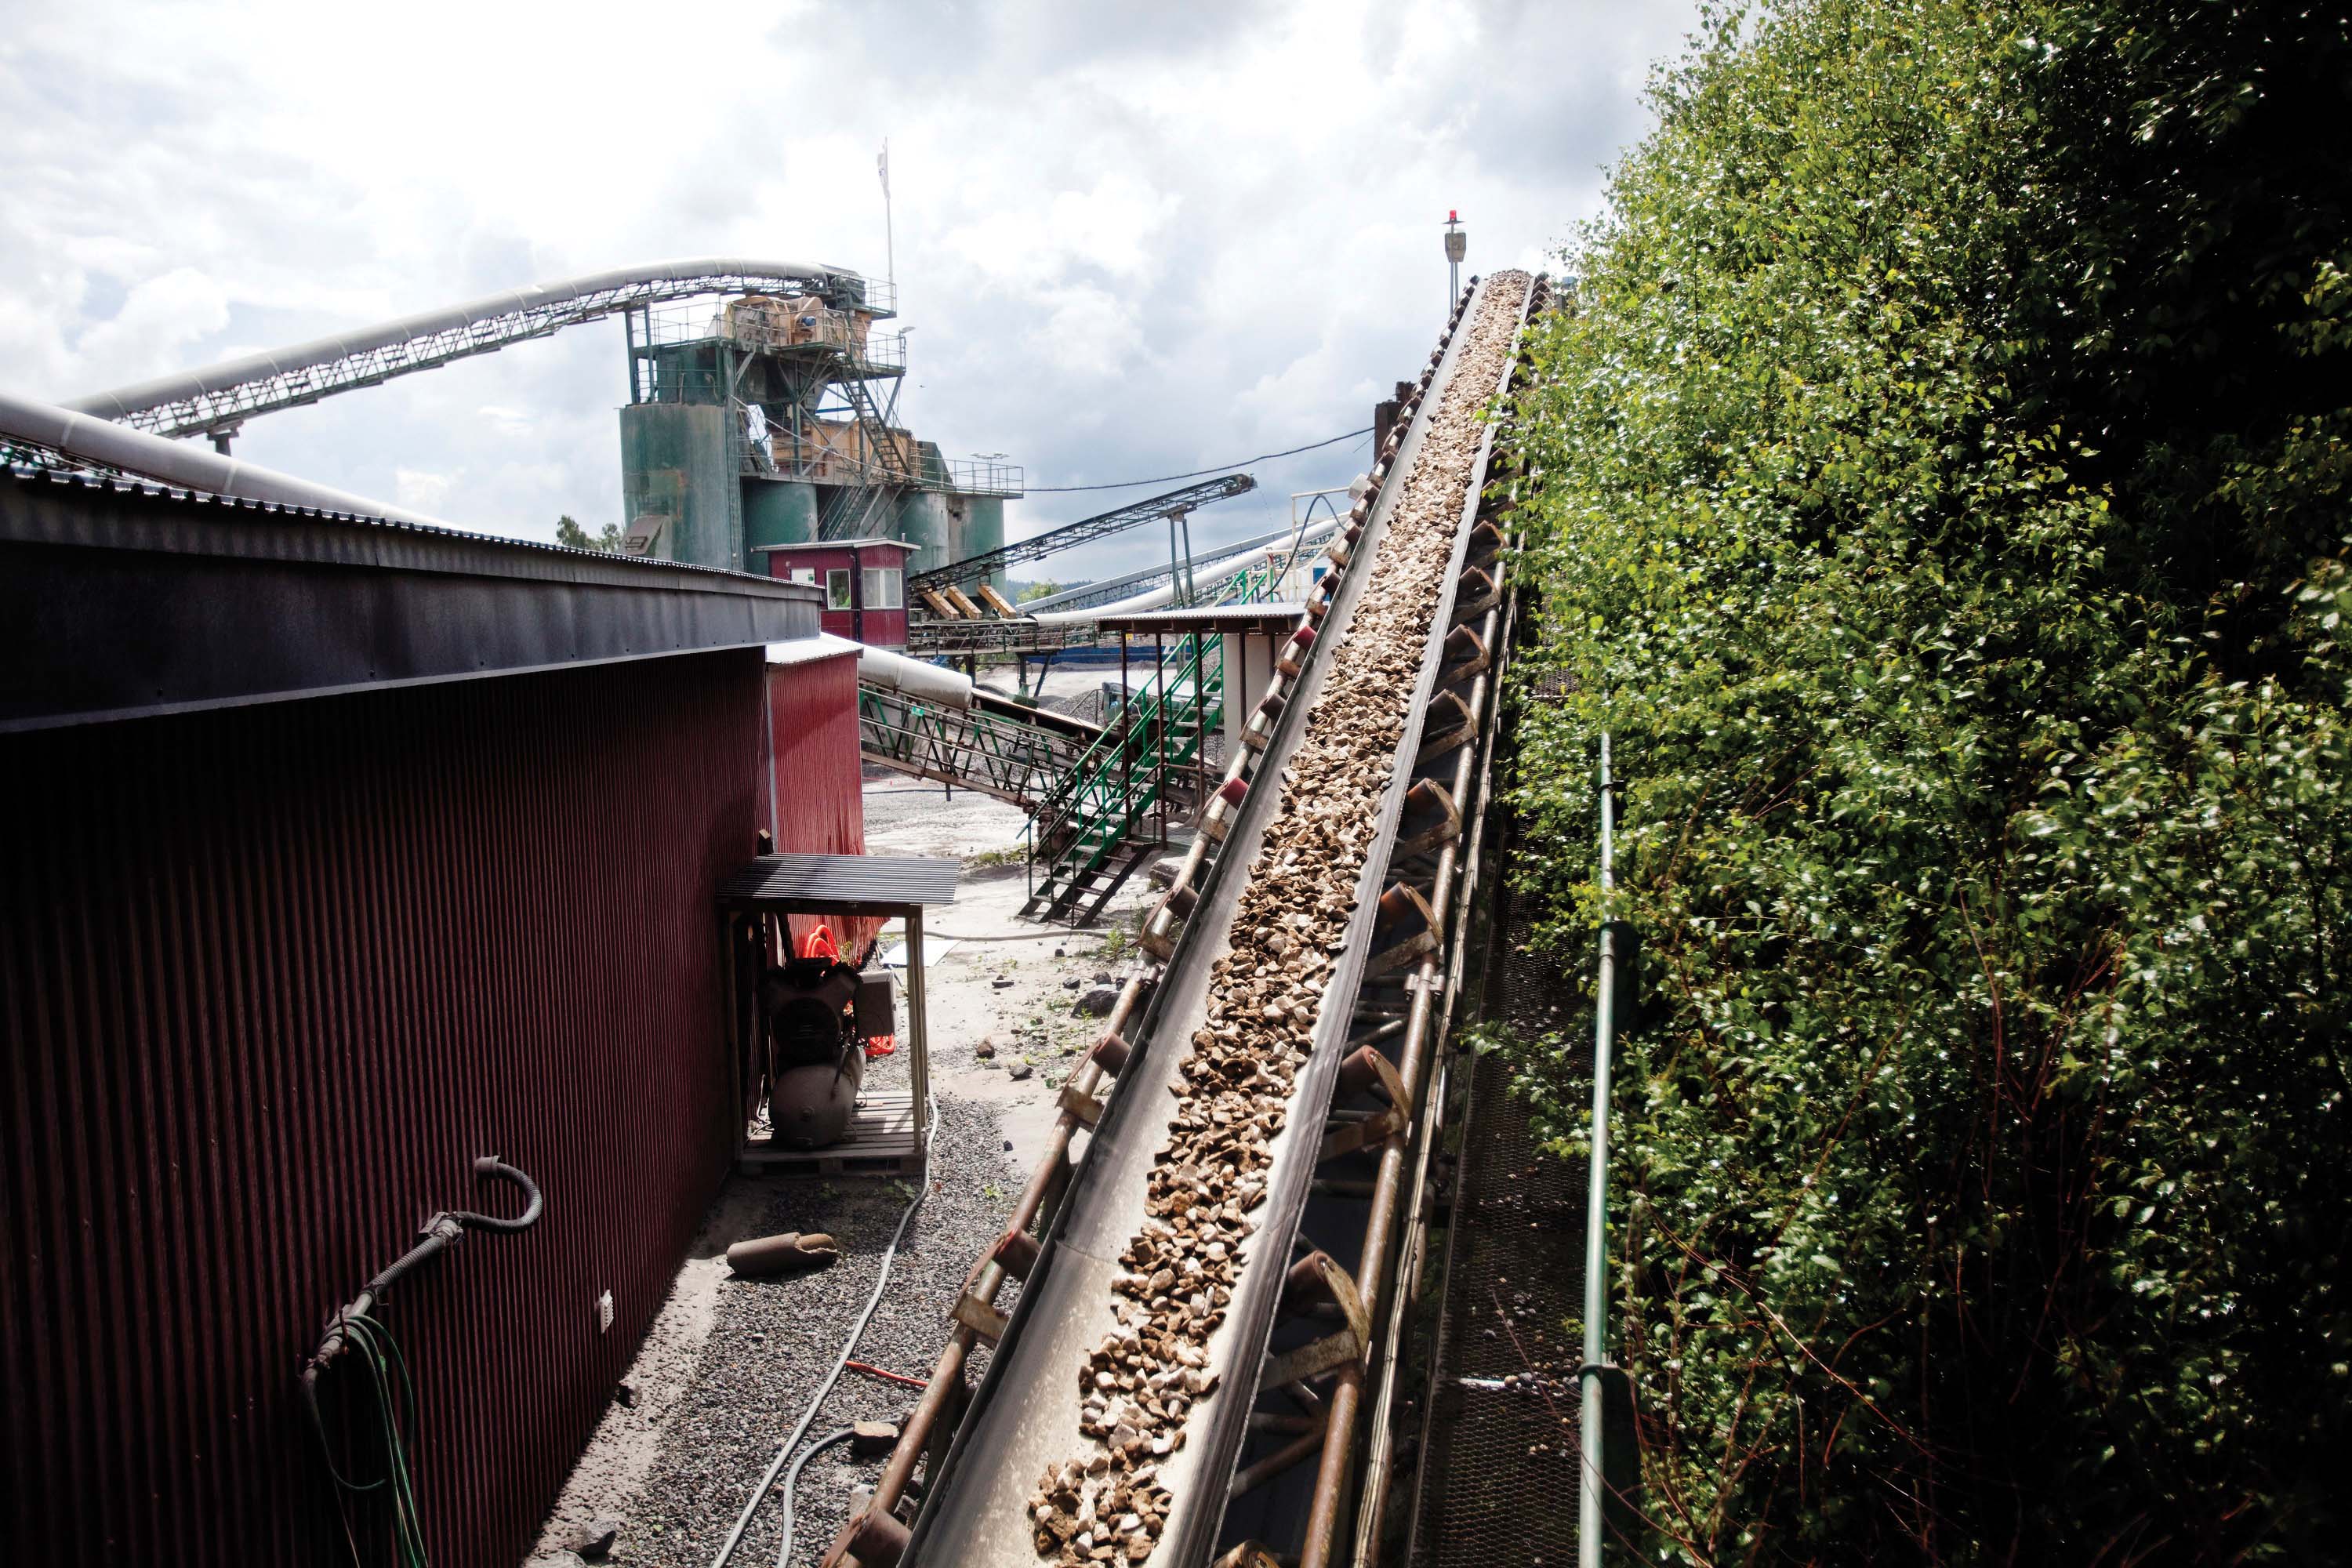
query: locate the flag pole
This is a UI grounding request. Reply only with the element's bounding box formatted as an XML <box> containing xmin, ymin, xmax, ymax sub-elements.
<box><xmin>878</xmin><ymin>140</ymin><xmax>895</xmax><ymax>297</ymax></box>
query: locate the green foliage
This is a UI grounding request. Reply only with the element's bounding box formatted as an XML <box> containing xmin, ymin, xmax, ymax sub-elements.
<box><xmin>1017</xmin><ymin>579</ymin><xmax>1067</xmax><ymax>604</ymax></box>
<box><xmin>554</xmin><ymin>514</ymin><xmax>622</xmax><ymax>552</ymax></box>
<box><xmin>1503</xmin><ymin>1</ymin><xmax>2352</xmax><ymax>1559</ymax></box>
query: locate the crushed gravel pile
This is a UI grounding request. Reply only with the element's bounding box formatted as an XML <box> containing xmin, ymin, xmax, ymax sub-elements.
<box><xmin>1026</xmin><ymin>274</ymin><xmax>1530</xmax><ymax>1566</ymax></box>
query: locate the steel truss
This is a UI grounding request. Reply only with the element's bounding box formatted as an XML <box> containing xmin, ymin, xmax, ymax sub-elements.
<box><xmin>857</xmin><ymin>688</ymin><xmax>1098</xmax><ymax>809</ymax></box>
<box><xmin>909</xmin><ymin>475</ymin><xmax>1254</xmax><ymax>595</ymax></box>
<box><xmin>71</xmin><ymin>260</ymin><xmax>872</xmax><ymax>443</ymax></box>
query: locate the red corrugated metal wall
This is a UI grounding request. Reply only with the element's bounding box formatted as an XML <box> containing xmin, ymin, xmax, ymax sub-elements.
<box><xmin>0</xmin><ymin>648</ymin><xmax>768</xmax><ymax>1567</ymax></box>
<box><xmin>764</xmin><ymin>651</ymin><xmax>880</xmax><ymax>958</ymax></box>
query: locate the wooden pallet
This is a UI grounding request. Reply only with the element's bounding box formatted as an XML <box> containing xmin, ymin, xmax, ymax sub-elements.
<box><xmin>737</xmin><ymin>1090</ymin><xmax>922</xmax><ymax>1177</ymax></box>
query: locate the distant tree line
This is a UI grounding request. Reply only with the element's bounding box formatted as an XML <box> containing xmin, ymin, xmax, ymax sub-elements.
<box><xmin>554</xmin><ymin>514</ymin><xmax>621</xmax><ymax>552</ymax></box>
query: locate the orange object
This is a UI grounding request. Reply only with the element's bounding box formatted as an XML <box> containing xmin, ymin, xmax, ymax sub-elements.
<box><xmin>797</xmin><ymin>924</ymin><xmax>841</xmax><ymax>962</ymax></box>
<box><xmin>846</xmin><ymin>1359</ymin><xmax>927</xmax><ymax>1389</ymax></box>
<box><xmin>864</xmin><ymin>1033</ymin><xmax>897</xmax><ymax>1058</ymax></box>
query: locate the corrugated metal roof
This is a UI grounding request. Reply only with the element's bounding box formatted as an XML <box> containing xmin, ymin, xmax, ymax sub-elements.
<box><xmin>0</xmin><ymin>460</ymin><xmax>808</xmax><ymax>590</ymax></box>
<box><xmin>0</xmin><ymin>471</ymin><xmax>820</xmax><ymax>733</ymax></box>
<box><xmin>716</xmin><ymin>852</ymin><xmax>960</xmax><ymax>912</ymax></box>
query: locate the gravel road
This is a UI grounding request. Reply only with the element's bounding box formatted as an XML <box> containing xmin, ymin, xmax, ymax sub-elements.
<box><xmin>560</xmin><ymin>1095</ymin><xmax>1019</xmax><ymax>1568</ymax></box>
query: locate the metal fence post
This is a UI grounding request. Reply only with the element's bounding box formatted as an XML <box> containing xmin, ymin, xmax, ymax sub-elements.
<box><xmin>1580</xmin><ymin>733</ymin><xmax>1617</xmax><ymax>1567</ymax></box>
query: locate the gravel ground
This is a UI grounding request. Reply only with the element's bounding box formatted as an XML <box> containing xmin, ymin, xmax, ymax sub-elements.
<box><xmin>531</xmin><ymin>693</ymin><xmax>1162</xmax><ymax>1568</ymax></box>
<box><xmin>578</xmin><ymin>1095</ymin><xmax>1021</xmax><ymax>1568</ymax></box>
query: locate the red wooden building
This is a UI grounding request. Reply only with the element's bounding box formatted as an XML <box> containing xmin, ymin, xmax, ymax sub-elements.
<box><xmin>763</xmin><ymin>538</ymin><xmax>914</xmax><ymax>648</ymax></box>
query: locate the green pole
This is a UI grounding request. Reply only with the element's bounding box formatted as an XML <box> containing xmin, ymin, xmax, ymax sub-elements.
<box><xmin>1580</xmin><ymin>732</ymin><xmax>1617</xmax><ymax>1567</ymax></box>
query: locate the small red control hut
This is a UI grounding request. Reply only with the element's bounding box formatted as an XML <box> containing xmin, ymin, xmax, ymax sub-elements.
<box><xmin>764</xmin><ymin>539</ymin><xmax>913</xmax><ymax>649</ymax></box>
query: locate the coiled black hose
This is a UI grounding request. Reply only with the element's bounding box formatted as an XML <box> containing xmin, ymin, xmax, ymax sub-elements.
<box><xmin>300</xmin><ymin>1157</ymin><xmax>543</xmax><ymax>1565</ymax></box>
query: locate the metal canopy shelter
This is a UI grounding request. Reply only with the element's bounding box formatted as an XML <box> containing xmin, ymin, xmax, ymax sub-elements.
<box><xmin>717</xmin><ymin>853</ymin><xmax>959</xmax><ymax>1175</ymax></box>
<box><xmin>716</xmin><ymin>852</ymin><xmax>960</xmax><ymax>913</ymax></box>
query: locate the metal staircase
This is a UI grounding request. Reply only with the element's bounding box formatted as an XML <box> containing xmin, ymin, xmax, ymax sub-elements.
<box><xmin>815</xmin><ymin>370</ymin><xmax>913</xmax><ymax>540</ymax></box>
<box><xmin>1021</xmin><ymin>632</ymin><xmax>1224</xmax><ymax>926</ymax></box>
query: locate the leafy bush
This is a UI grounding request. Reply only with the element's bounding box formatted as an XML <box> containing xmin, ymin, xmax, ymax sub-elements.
<box><xmin>1502</xmin><ymin>2</ymin><xmax>2351</xmax><ymax>1559</ymax></box>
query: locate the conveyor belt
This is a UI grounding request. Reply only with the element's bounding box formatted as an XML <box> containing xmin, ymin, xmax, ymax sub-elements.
<box><xmin>876</xmin><ymin>273</ymin><xmax>1536</xmax><ymax>1568</ymax></box>
<box><xmin>858</xmin><ymin>681</ymin><xmax>1102</xmax><ymax>809</ymax></box>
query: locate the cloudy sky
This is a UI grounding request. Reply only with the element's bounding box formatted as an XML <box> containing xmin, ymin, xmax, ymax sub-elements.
<box><xmin>1</xmin><ymin>0</ymin><xmax>1697</xmax><ymax>581</ymax></box>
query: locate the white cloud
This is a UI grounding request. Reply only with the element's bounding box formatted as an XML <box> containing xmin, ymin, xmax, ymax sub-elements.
<box><xmin>0</xmin><ymin>0</ymin><xmax>1699</xmax><ymax>556</ymax></box>
<box><xmin>394</xmin><ymin>467</ymin><xmax>456</xmax><ymax>514</ymax></box>
<box><xmin>70</xmin><ymin>266</ymin><xmax>231</xmax><ymax>389</ymax></box>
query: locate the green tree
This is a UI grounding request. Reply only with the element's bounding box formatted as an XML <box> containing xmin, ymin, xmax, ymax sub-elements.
<box><xmin>1017</xmin><ymin>579</ymin><xmax>1067</xmax><ymax>604</ymax></box>
<box><xmin>554</xmin><ymin>514</ymin><xmax>622</xmax><ymax>552</ymax></box>
<box><xmin>1503</xmin><ymin>1</ymin><xmax>2350</xmax><ymax>1558</ymax></box>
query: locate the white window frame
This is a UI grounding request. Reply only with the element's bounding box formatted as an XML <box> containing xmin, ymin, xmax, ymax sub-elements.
<box><xmin>861</xmin><ymin>565</ymin><xmax>904</xmax><ymax>611</ymax></box>
<box><xmin>826</xmin><ymin>568</ymin><xmax>854</xmax><ymax>610</ymax></box>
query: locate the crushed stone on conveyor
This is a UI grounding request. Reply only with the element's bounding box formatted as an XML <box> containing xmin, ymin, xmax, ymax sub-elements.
<box><xmin>1025</xmin><ymin>272</ymin><xmax>1531</xmax><ymax>1566</ymax></box>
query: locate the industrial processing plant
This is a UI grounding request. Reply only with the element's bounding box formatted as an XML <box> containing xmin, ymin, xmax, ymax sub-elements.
<box><xmin>11</xmin><ymin>4</ymin><xmax>2346</xmax><ymax>1567</ymax></box>
<box><xmin>2</xmin><ymin>234</ymin><xmax>1577</xmax><ymax>1568</ymax></box>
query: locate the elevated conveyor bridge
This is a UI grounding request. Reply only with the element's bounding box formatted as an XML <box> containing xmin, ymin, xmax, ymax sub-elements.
<box><xmin>816</xmin><ymin>272</ymin><xmax>1554</xmax><ymax>1568</ymax></box>
<box><xmin>66</xmin><ymin>259</ymin><xmax>881</xmax><ymax>447</ymax></box>
<box><xmin>858</xmin><ymin>681</ymin><xmax>1104</xmax><ymax>811</ymax></box>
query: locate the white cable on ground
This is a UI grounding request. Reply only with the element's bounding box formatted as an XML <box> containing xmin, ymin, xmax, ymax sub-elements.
<box><xmin>707</xmin><ymin>1098</ymin><xmax>941</xmax><ymax>1568</ymax></box>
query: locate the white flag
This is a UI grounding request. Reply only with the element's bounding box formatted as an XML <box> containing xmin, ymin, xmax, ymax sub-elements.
<box><xmin>877</xmin><ymin>144</ymin><xmax>889</xmax><ymax>198</ymax></box>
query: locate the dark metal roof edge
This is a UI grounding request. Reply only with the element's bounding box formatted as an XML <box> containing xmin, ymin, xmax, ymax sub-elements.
<box><xmin>2</xmin><ymin>463</ymin><xmax>815</xmax><ymax>598</ymax></box>
<box><xmin>714</xmin><ymin>852</ymin><xmax>961</xmax><ymax>908</ymax></box>
<box><xmin>0</xmin><ymin>641</ymin><xmax>779</xmax><ymax>738</ymax></box>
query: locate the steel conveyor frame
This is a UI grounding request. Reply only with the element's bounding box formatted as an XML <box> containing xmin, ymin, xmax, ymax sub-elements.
<box><xmin>65</xmin><ymin>258</ymin><xmax>866</xmax><ymax>441</ymax></box>
<box><xmin>820</xmin><ymin>274</ymin><xmax>1534</xmax><ymax>1568</ymax></box>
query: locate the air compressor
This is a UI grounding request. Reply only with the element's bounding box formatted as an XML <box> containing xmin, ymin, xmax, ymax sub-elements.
<box><xmin>758</xmin><ymin>950</ymin><xmax>895</xmax><ymax>1149</ymax></box>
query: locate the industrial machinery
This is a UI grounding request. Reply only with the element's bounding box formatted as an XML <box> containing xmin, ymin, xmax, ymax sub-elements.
<box><xmin>622</xmin><ymin>282</ymin><xmax>1022</xmax><ymax>575</ymax></box>
<box><xmin>55</xmin><ymin>257</ymin><xmax>1025</xmax><ymax>578</ymax></box>
<box><xmin>757</xmin><ymin>949</ymin><xmax>897</xmax><ymax>1151</ymax></box>
<box><xmin>814</xmin><ymin>270</ymin><xmax>1546</xmax><ymax>1568</ymax></box>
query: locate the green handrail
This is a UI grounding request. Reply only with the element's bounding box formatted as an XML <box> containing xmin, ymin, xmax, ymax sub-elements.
<box><xmin>1025</xmin><ymin>632</ymin><xmax>1223</xmax><ymax>909</ymax></box>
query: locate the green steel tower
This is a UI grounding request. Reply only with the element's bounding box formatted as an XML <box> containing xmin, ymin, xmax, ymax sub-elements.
<box><xmin>616</xmin><ymin>272</ymin><xmax>1018</xmax><ymax>577</ymax></box>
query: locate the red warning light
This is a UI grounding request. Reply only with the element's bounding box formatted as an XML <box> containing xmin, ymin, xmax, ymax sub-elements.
<box><xmin>1447</xmin><ymin>209</ymin><xmax>1458</xmax><ymax>223</ymax></box>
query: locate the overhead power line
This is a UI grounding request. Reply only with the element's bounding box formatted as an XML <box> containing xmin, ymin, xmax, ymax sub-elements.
<box><xmin>1025</xmin><ymin>427</ymin><xmax>1373</xmax><ymax>493</ymax></box>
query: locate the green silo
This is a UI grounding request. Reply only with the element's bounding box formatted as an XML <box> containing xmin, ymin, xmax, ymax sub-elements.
<box><xmin>956</xmin><ymin>495</ymin><xmax>1005</xmax><ymax>589</ymax></box>
<box><xmin>618</xmin><ymin>402</ymin><xmax>735</xmax><ymax>570</ymax></box>
<box><xmin>743</xmin><ymin>480</ymin><xmax>817</xmax><ymax>571</ymax></box>
<box><xmin>897</xmin><ymin>490</ymin><xmax>953</xmax><ymax>578</ymax></box>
